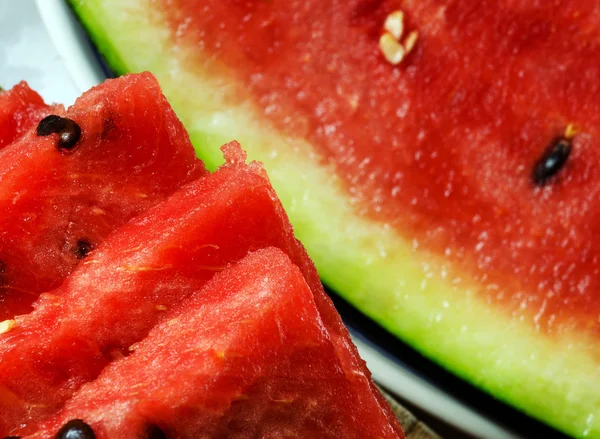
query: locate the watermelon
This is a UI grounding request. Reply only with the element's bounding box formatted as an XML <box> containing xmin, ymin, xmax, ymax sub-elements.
<box><xmin>0</xmin><ymin>72</ymin><xmax>205</xmax><ymax>319</ymax></box>
<box><xmin>0</xmin><ymin>81</ymin><xmax>60</xmax><ymax>149</ymax></box>
<box><xmin>0</xmin><ymin>141</ymin><xmax>399</xmax><ymax>437</ymax></box>
<box><xmin>69</xmin><ymin>1</ymin><xmax>600</xmax><ymax>436</ymax></box>
<box><xmin>24</xmin><ymin>247</ymin><xmax>402</xmax><ymax>439</ymax></box>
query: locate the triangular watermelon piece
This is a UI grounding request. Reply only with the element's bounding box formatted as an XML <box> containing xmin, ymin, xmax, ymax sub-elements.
<box><xmin>25</xmin><ymin>247</ymin><xmax>403</xmax><ymax>439</ymax></box>
<box><xmin>0</xmin><ymin>142</ymin><xmax>399</xmax><ymax>436</ymax></box>
<box><xmin>0</xmin><ymin>72</ymin><xmax>206</xmax><ymax>320</ymax></box>
<box><xmin>0</xmin><ymin>82</ymin><xmax>60</xmax><ymax>149</ymax></box>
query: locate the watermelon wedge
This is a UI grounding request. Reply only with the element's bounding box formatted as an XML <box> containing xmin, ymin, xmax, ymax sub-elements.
<box><xmin>68</xmin><ymin>1</ymin><xmax>600</xmax><ymax>436</ymax></box>
<box><xmin>0</xmin><ymin>81</ymin><xmax>60</xmax><ymax>149</ymax></box>
<box><xmin>25</xmin><ymin>247</ymin><xmax>402</xmax><ymax>439</ymax></box>
<box><xmin>0</xmin><ymin>141</ymin><xmax>398</xmax><ymax>437</ymax></box>
<box><xmin>0</xmin><ymin>72</ymin><xmax>205</xmax><ymax>320</ymax></box>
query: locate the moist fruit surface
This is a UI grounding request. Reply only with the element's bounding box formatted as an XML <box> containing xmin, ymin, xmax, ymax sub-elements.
<box><xmin>0</xmin><ymin>81</ymin><xmax>60</xmax><ymax>149</ymax></box>
<box><xmin>161</xmin><ymin>0</ymin><xmax>600</xmax><ymax>333</ymax></box>
<box><xmin>25</xmin><ymin>248</ymin><xmax>403</xmax><ymax>439</ymax></box>
<box><xmin>0</xmin><ymin>142</ymin><xmax>397</xmax><ymax>437</ymax></box>
<box><xmin>67</xmin><ymin>1</ymin><xmax>600</xmax><ymax>436</ymax></box>
<box><xmin>0</xmin><ymin>73</ymin><xmax>205</xmax><ymax>319</ymax></box>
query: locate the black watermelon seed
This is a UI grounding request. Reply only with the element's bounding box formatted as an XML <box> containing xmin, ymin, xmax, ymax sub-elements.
<box><xmin>37</xmin><ymin>115</ymin><xmax>64</xmax><ymax>136</ymax></box>
<box><xmin>2</xmin><ymin>436</ymin><xmax>21</xmax><ymax>439</ymax></box>
<box><xmin>37</xmin><ymin>115</ymin><xmax>81</xmax><ymax>151</ymax></box>
<box><xmin>55</xmin><ymin>419</ymin><xmax>95</xmax><ymax>439</ymax></box>
<box><xmin>532</xmin><ymin>136</ymin><xmax>573</xmax><ymax>186</ymax></box>
<box><xmin>75</xmin><ymin>240</ymin><xmax>93</xmax><ymax>259</ymax></box>
<box><xmin>57</xmin><ymin>119</ymin><xmax>81</xmax><ymax>150</ymax></box>
<box><xmin>145</xmin><ymin>424</ymin><xmax>167</xmax><ymax>439</ymax></box>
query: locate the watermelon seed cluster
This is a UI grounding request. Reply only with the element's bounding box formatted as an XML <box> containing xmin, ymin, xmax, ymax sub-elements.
<box><xmin>36</xmin><ymin>116</ymin><xmax>81</xmax><ymax>152</ymax></box>
<box><xmin>379</xmin><ymin>10</ymin><xmax>418</xmax><ymax>66</ymax></box>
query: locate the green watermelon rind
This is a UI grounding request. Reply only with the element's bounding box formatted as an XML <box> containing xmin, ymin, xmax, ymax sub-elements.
<box><xmin>67</xmin><ymin>1</ymin><xmax>600</xmax><ymax>437</ymax></box>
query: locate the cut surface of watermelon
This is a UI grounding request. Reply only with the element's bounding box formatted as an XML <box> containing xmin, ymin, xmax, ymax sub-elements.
<box><xmin>0</xmin><ymin>81</ymin><xmax>60</xmax><ymax>149</ymax></box>
<box><xmin>0</xmin><ymin>72</ymin><xmax>205</xmax><ymax>320</ymax></box>
<box><xmin>0</xmin><ymin>141</ymin><xmax>398</xmax><ymax>437</ymax></box>
<box><xmin>68</xmin><ymin>0</ymin><xmax>600</xmax><ymax>436</ymax></box>
<box><xmin>26</xmin><ymin>247</ymin><xmax>403</xmax><ymax>439</ymax></box>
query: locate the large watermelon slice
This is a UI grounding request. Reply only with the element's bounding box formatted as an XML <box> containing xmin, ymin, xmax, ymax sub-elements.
<box><xmin>0</xmin><ymin>141</ymin><xmax>399</xmax><ymax>437</ymax></box>
<box><xmin>0</xmin><ymin>72</ymin><xmax>205</xmax><ymax>319</ymax></box>
<box><xmin>69</xmin><ymin>0</ymin><xmax>600</xmax><ymax>436</ymax></box>
<box><xmin>25</xmin><ymin>247</ymin><xmax>402</xmax><ymax>439</ymax></box>
<box><xmin>0</xmin><ymin>81</ymin><xmax>59</xmax><ymax>149</ymax></box>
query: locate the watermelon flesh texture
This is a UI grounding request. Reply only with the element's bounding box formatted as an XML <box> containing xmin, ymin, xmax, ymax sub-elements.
<box><xmin>68</xmin><ymin>0</ymin><xmax>600</xmax><ymax>436</ymax></box>
<box><xmin>0</xmin><ymin>141</ymin><xmax>400</xmax><ymax>437</ymax></box>
<box><xmin>26</xmin><ymin>247</ymin><xmax>403</xmax><ymax>439</ymax></box>
<box><xmin>0</xmin><ymin>81</ymin><xmax>60</xmax><ymax>149</ymax></box>
<box><xmin>0</xmin><ymin>72</ymin><xmax>206</xmax><ymax>320</ymax></box>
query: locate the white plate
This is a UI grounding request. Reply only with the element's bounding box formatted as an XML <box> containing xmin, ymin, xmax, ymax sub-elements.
<box><xmin>35</xmin><ymin>2</ymin><xmax>546</xmax><ymax>438</ymax></box>
<box><xmin>0</xmin><ymin>0</ymin><xmax>80</xmax><ymax>105</ymax></box>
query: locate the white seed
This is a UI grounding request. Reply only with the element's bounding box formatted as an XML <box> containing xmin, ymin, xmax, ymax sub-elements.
<box><xmin>0</xmin><ymin>319</ymin><xmax>16</xmax><ymax>335</ymax></box>
<box><xmin>156</xmin><ymin>305</ymin><xmax>168</xmax><ymax>311</ymax></box>
<box><xmin>379</xmin><ymin>33</ymin><xmax>406</xmax><ymax>65</ymax></box>
<box><xmin>384</xmin><ymin>10</ymin><xmax>405</xmax><ymax>40</ymax></box>
<box><xmin>403</xmin><ymin>30</ymin><xmax>419</xmax><ymax>54</ymax></box>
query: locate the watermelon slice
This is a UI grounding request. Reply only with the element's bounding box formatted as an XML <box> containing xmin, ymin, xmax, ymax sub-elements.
<box><xmin>0</xmin><ymin>81</ymin><xmax>59</xmax><ymax>150</ymax></box>
<box><xmin>69</xmin><ymin>1</ymin><xmax>600</xmax><ymax>436</ymax></box>
<box><xmin>0</xmin><ymin>141</ymin><xmax>398</xmax><ymax>437</ymax></box>
<box><xmin>0</xmin><ymin>72</ymin><xmax>205</xmax><ymax>320</ymax></box>
<box><xmin>24</xmin><ymin>247</ymin><xmax>402</xmax><ymax>439</ymax></box>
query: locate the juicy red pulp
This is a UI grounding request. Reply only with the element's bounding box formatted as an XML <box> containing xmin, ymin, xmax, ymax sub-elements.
<box><xmin>0</xmin><ymin>144</ymin><xmax>401</xmax><ymax>438</ymax></box>
<box><xmin>0</xmin><ymin>73</ymin><xmax>205</xmax><ymax>320</ymax></box>
<box><xmin>0</xmin><ymin>82</ymin><xmax>59</xmax><ymax>149</ymax></box>
<box><xmin>25</xmin><ymin>249</ymin><xmax>402</xmax><ymax>439</ymax></box>
<box><xmin>164</xmin><ymin>0</ymin><xmax>600</xmax><ymax>337</ymax></box>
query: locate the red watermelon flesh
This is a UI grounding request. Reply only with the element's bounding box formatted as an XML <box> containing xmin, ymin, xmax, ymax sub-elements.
<box><xmin>0</xmin><ymin>72</ymin><xmax>206</xmax><ymax>320</ymax></box>
<box><xmin>66</xmin><ymin>0</ymin><xmax>600</xmax><ymax>434</ymax></box>
<box><xmin>0</xmin><ymin>141</ymin><xmax>397</xmax><ymax>436</ymax></box>
<box><xmin>25</xmin><ymin>247</ymin><xmax>403</xmax><ymax>439</ymax></box>
<box><xmin>0</xmin><ymin>81</ymin><xmax>60</xmax><ymax>150</ymax></box>
<box><xmin>158</xmin><ymin>0</ymin><xmax>600</xmax><ymax>334</ymax></box>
